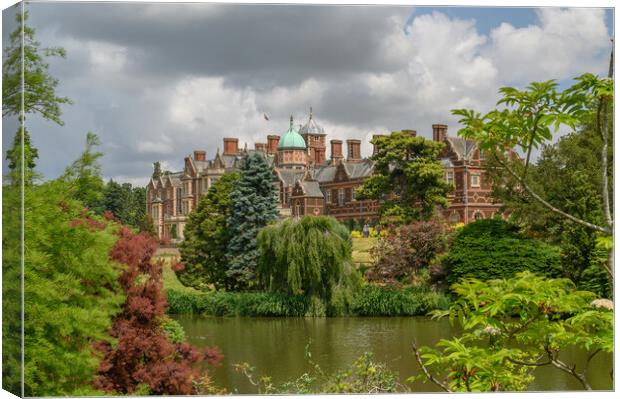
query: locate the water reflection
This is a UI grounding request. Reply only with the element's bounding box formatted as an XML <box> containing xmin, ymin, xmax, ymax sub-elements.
<box><xmin>174</xmin><ymin>315</ymin><xmax>613</xmax><ymax>393</ymax></box>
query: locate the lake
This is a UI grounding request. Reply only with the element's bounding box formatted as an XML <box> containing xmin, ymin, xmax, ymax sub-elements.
<box><xmin>174</xmin><ymin>315</ymin><xmax>613</xmax><ymax>393</ymax></box>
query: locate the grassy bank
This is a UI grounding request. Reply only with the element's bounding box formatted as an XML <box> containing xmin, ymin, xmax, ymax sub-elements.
<box><xmin>166</xmin><ymin>285</ymin><xmax>450</xmax><ymax>317</ymax></box>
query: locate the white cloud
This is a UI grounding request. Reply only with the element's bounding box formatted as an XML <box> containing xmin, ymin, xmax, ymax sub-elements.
<box><xmin>487</xmin><ymin>8</ymin><xmax>610</xmax><ymax>82</ymax></box>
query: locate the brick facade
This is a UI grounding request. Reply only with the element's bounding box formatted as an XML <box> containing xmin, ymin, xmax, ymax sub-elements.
<box><xmin>146</xmin><ymin>110</ymin><xmax>503</xmax><ymax>241</ymax></box>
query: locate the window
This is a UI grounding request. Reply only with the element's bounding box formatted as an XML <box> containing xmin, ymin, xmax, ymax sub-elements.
<box><xmin>449</xmin><ymin>212</ymin><xmax>461</xmax><ymax>224</ymax></box>
<box><xmin>338</xmin><ymin>189</ymin><xmax>345</xmax><ymax>206</ymax></box>
<box><xmin>471</xmin><ymin>174</ymin><xmax>480</xmax><ymax>188</ymax></box>
<box><xmin>326</xmin><ymin>190</ymin><xmax>331</xmax><ymax>203</ymax></box>
<box><xmin>445</xmin><ymin>171</ymin><xmax>454</xmax><ymax>186</ymax></box>
<box><xmin>176</xmin><ymin>188</ymin><xmax>182</xmax><ymax>214</ymax></box>
<box><xmin>473</xmin><ymin>211</ymin><xmax>484</xmax><ymax>221</ymax></box>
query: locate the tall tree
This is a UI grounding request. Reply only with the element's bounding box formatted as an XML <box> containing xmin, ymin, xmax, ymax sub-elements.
<box><xmin>257</xmin><ymin>216</ymin><xmax>359</xmax><ymax>315</ymax></box>
<box><xmin>487</xmin><ymin>122</ymin><xmax>612</xmax><ymax>297</ymax></box>
<box><xmin>226</xmin><ymin>153</ymin><xmax>279</xmax><ymax>290</ymax></box>
<box><xmin>178</xmin><ymin>172</ymin><xmax>240</xmax><ymax>290</ymax></box>
<box><xmin>62</xmin><ymin>132</ymin><xmax>105</xmax><ymax>210</ymax></box>
<box><xmin>2</xmin><ymin>9</ymin><xmax>72</xmax><ymax>184</ymax></box>
<box><xmin>356</xmin><ymin>131</ymin><xmax>451</xmax><ymax>224</ymax></box>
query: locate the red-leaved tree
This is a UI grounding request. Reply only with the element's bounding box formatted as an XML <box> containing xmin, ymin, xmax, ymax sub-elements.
<box><xmin>94</xmin><ymin>227</ymin><xmax>222</xmax><ymax>395</ymax></box>
<box><xmin>367</xmin><ymin>220</ymin><xmax>448</xmax><ymax>284</ymax></box>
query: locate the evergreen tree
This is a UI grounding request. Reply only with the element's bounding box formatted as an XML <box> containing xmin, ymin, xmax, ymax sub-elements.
<box><xmin>2</xmin><ymin>9</ymin><xmax>72</xmax><ymax>185</ymax></box>
<box><xmin>356</xmin><ymin>131</ymin><xmax>451</xmax><ymax>223</ymax></box>
<box><xmin>98</xmin><ymin>180</ymin><xmax>146</xmax><ymax>229</ymax></box>
<box><xmin>62</xmin><ymin>132</ymin><xmax>105</xmax><ymax>210</ymax></box>
<box><xmin>226</xmin><ymin>153</ymin><xmax>279</xmax><ymax>289</ymax></box>
<box><xmin>178</xmin><ymin>172</ymin><xmax>240</xmax><ymax>290</ymax></box>
<box><xmin>5</xmin><ymin>126</ymin><xmax>39</xmax><ymax>185</ymax></box>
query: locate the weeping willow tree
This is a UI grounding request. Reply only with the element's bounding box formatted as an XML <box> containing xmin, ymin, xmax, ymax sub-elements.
<box><xmin>257</xmin><ymin>216</ymin><xmax>360</xmax><ymax>315</ymax></box>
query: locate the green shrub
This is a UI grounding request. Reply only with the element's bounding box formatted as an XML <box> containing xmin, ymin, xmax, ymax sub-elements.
<box><xmin>166</xmin><ymin>290</ymin><xmax>309</xmax><ymax>317</ymax></box>
<box><xmin>443</xmin><ymin>219</ymin><xmax>563</xmax><ymax>284</ymax></box>
<box><xmin>160</xmin><ymin>317</ymin><xmax>186</xmax><ymax>344</ymax></box>
<box><xmin>350</xmin><ymin>286</ymin><xmax>450</xmax><ymax>316</ymax></box>
<box><xmin>166</xmin><ymin>284</ymin><xmax>449</xmax><ymax>317</ymax></box>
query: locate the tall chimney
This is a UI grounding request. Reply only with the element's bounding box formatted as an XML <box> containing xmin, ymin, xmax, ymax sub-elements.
<box><xmin>330</xmin><ymin>139</ymin><xmax>344</xmax><ymax>163</ymax></box>
<box><xmin>432</xmin><ymin>124</ymin><xmax>448</xmax><ymax>142</ymax></box>
<box><xmin>372</xmin><ymin>134</ymin><xmax>385</xmax><ymax>155</ymax></box>
<box><xmin>402</xmin><ymin>129</ymin><xmax>417</xmax><ymax>137</ymax></box>
<box><xmin>193</xmin><ymin>150</ymin><xmax>206</xmax><ymax>161</ymax></box>
<box><xmin>267</xmin><ymin>135</ymin><xmax>280</xmax><ymax>154</ymax></box>
<box><xmin>346</xmin><ymin>139</ymin><xmax>361</xmax><ymax>162</ymax></box>
<box><xmin>223</xmin><ymin>138</ymin><xmax>239</xmax><ymax>155</ymax></box>
<box><xmin>255</xmin><ymin>142</ymin><xmax>267</xmax><ymax>152</ymax></box>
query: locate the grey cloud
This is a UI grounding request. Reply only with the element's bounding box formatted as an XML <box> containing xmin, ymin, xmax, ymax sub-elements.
<box><xmin>29</xmin><ymin>3</ymin><xmax>411</xmax><ymax>88</ymax></box>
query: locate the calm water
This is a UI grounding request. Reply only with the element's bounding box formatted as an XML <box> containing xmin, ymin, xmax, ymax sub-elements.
<box><xmin>174</xmin><ymin>315</ymin><xmax>613</xmax><ymax>393</ymax></box>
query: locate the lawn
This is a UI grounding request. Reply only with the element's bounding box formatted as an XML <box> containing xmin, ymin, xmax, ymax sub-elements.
<box><xmin>153</xmin><ymin>248</ymin><xmax>197</xmax><ymax>293</ymax></box>
<box><xmin>352</xmin><ymin>237</ymin><xmax>377</xmax><ymax>266</ymax></box>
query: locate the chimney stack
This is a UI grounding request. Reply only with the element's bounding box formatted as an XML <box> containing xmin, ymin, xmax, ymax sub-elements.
<box><xmin>330</xmin><ymin>139</ymin><xmax>344</xmax><ymax>163</ymax></box>
<box><xmin>432</xmin><ymin>124</ymin><xmax>448</xmax><ymax>142</ymax></box>
<box><xmin>346</xmin><ymin>139</ymin><xmax>362</xmax><ymax>162</ymax></box>
<box><xmin>402</xmin><ymin>129</ymin><xmax>417</xmax><ymax>137</ymax></box>
<box><xmin>267</xmin><ymin>135</ymin><xmax>280</xmax><ymax>154</ymax></box>
<box><xmin>372</xmin><ymin>134</ymin><xmax>385</xmax><ymax>155</ymax></box>
<box><xmin>193</xmin><ymin>150</ymin><xmax>206</xmax><ymax>161</ymax></box>
<box><xmin>223</xmin><ymin>138</ymin><xmax>239</xmax><ymax>155</ymax></box>
<box><xmin>255</xmin><ymin>142</ymin><xmax>267</xmax><ymax>152</ymax></box>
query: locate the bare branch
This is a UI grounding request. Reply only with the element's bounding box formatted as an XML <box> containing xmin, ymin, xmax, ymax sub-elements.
<box><xmin>411</xmin><ymin>342</ymin><xmax>452</xmax><ymax>393</ymax></box>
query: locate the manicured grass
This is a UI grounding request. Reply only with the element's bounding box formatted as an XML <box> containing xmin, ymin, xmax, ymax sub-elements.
<box><xmin>352</xmin><ymin>237</ymin><xmax>377</xmax><ymax>266</ymax></box>
<box><xmin>153</xmin><ymin>249</ymin><xmax>198</xmax><ymax>293</ymax></box>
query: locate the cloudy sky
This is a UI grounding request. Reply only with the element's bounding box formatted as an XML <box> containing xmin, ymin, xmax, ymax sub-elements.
<box><xmin>1</xmin><ymin>1</ymin><xmax>614</xmax><ymax>186</ymax></box>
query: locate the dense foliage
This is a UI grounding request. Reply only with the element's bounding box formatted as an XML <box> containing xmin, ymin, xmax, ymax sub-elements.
<box><xmin>257</xmin><ymin>216</ymin><xmax>360</xmax><ymax>315</ymax></box>
<box><xmin>442</xmin><ymin>219</ymin><xmax>562</xmax><ymax>284</ymax></box>
<box><xmin>226</xmin><ymin>153</ymin><xmax>279</xmax><ymax>289</ymax></box>
<box><xmin>349</xmin><ymin>286</ymin><xmax>450</xmax><ymax>316</ymax></box>
<box><xmin>95</xmin><ymin>227</ymin><xmax>222</xmax><ymax>395</ymax></box>
<box><xmin>414</xmin><ymin>272</ymin><xmax>613</xmax><ymax>392</ymax></box>
<box><xmin>356</xmin><ymin>131</ymin><xmax>451</xmax><ymax>223</ymax></box>
<box><xmin>486</xmin><ymin>124</ymin><xmax>612</xmax><ymax>297</ymax></box>
<box><xmin>368</xmin><ymin>220</ymin><xmax>448</xmax><ymax>283</ymax></box>
<box><xmin>452</xmin><ymin>72</ymin><xmax>613</xmax><ymax>286</ymax></box>
<box><xmin>95</xmin><ymin>179</ymin><xmax>147</xmax><ymax>229</ymax></box>
<box><xmin>178</xmin><ymin>172</ymin><xmax>240</xmax><ymax>290</ymax></box>
<box><xmin>4</xmin><ymin>182</ymin><xmax>125</xmax><ymax>396</ymax></box>
<box><xmin>166</xmin><ymin>285</ymin><xmax>449</xmax><ymax>317</ymax></box>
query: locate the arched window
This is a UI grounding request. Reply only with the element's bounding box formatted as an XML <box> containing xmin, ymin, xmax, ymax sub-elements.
<box><xmin>295</xmin><ymin>201</ymin><xmax>301</xmax><ymax>217</ymax></box>
<box><xmin>473</xmin><ymin>211</ymin><xmax>484</xmax><ymax>221</ymax></box>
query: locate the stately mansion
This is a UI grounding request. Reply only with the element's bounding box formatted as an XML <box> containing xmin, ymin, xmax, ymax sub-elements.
<box><xmin>146</xmin><ymin>109</ymin><xmax>502</xmax><ymax>241</ymax></box>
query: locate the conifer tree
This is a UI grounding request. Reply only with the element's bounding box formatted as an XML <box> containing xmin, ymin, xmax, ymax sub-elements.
<box><xmin>178</xmin><ymin>172</ymin><xmax>240</xmax><ymax>290</ymax></box>
<box><xmin>2</xmin><ymin>9</ymin><xmax>71</xmax><ymax>185</ymax></box>
<box><xmin>226</xmin><ymin>153</ymin><xmax>279</xmax><ymax>290</ymax></box>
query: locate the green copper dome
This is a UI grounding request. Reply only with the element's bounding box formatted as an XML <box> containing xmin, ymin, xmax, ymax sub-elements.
<box><xmin>278</xmin><ymin>115</ymin><xmax>307</xmax><ymax>149</ymax></box>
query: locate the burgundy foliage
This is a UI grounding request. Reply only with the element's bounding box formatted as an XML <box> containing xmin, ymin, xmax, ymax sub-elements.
<box><xmin>367</xmin><ymin>220</ymin><xmax>447</xmax><ymax>283</ymax></box>
<box><xmin>94</xmin><ymin>227</ymin><xmax>222</xmax><ymax>395</ymax></box>
<box><xmin>68</xmin><ymin>210</ymin><xmax>107</xmax><ymax>231</ymax></box>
